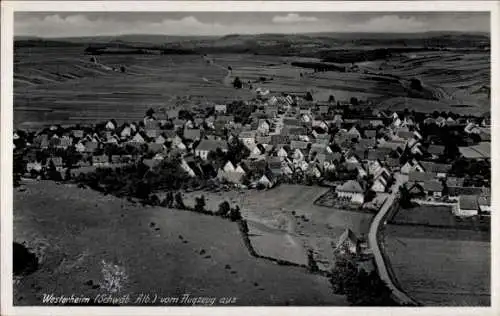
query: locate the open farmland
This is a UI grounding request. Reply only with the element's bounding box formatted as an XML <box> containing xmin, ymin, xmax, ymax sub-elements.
<box><xmin>182</xmin><ymin>185</ymin><xmax>374</xmax><ymax>270</ymax></box>
<box><xmin>14</xmin><ymin>180</ymin><xmax>347</xmax><ymax>306</ymax></box>
<box><xmin>14</xmin><ymin>47</ymin><xmax>253</xmax><ymax>129</ymax></box>
<box><xmin>14</xmin><ymin>39</ymin><xmax>490</xmax><ymax>129</ymax></box>
<box><xmin>383</xmin><ymin>224</ymin><xmax>490</xmax><ymax>306</ymax></box>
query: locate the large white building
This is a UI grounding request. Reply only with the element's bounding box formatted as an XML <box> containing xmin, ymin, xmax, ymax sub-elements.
<box><xmin>336</xmin><ymin>180</ymin><xmax>365</xmax><ymax>204</ymax></box>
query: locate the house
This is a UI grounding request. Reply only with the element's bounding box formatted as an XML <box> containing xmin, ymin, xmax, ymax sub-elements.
<box><xmin>347</xmin><ymin>126</ymin><xmax>361</xmax><ymax>139</ymax></box>
<box><xmin>401</xmin><ymin>159</ymin><xmax>424</xmax><ymax>174</ymax></box>
<box><xmin>446</xmin><ymin>177</ymin><xmax>465</xmax><ymax>188</ymax></box>
<box><xmin>195</xmin><ymin>139</ymin><xmax>228</xmax><ymax>160</ymax></box>
<box><xmin>57</xmin><ymin>136</ymin><xmax>73</xmax><ymax>149</ymax></box>
<box><xmin>423</xmin><ymin>180</ymin><xmax>443</xmax><ymax>198</ymax></box>
<box><xmin>26</xmin><ymin>161</ymin><xmax>43</xmax><ymax>173</ymax></box>
<box><xmin>145</xmin><ymin>124</ymin><xmax>160</xmax><ymax>138</ymax></box>
<box><xmin>464</xmin><ymin>122</ymin><xmax>481</xmax><ymax>134</ymax></box>
<box><xmin>420</xmin><ymin>161</ymin><xmax>451</xmax><ymax>178</ymax></box>
<box><xmin>239</xmin><ymin>131</ymin><xmax>256</xmax><ymax>148</ymax></box>
<box><xmin>257</xmin><ymin>119</ymin><xmax>271</xmax><ymax>135</ymax></box>
<box><xmin>215</xmin><ymin>104</ymin><xmax>227</xmax><ymax>114</ymax></box>
<box><xmin>173</xmin><ymin>119</ymin><xmax>186</xmax><ymax>130</ymax></box>
<box><xmin>129</xmin><ymin>132</ymin><xmax>146</xmax><ymax>144</ymax></box>
<box><xmin>292</xmin><ymin>148</ymin><xmax>305</xmax><ymax>162</ymax></box>
<box><xmin>143</xmin><ymin>159</ymin><xmax>161</xmax><ymax>170</ymax></box>
<box><xmin>307</xmin><ymin>163</ymin><xmax>323</xmax><ymax>178</ymax></box>
<box><xmin>364</xmin><ymin>129</ymin><xmax>377</xmax><ymax>139</ymax></box>
<box><xmin>223</xmin><ymin>161</ymin><xmax>236</xmax><ymax>173</ymax></box>
<box><xmin>105</xmin><ymin>120</ymin><xmax>117</xmax><ymax>130</ymax></box>
<box><xmin>369</xmin><ymin>119</ymin><xmax>384</xmax><ymax>127</ymax></box>
<box><xmin>276</xmin><ymin>146</ymin><xmax>289</xmax><ymax>159</ymax></box>
<box><xmin>183</xmin><ymin>129</ymin><xmax>201</xmax><ymax>141</ymax></box>
<box><xmin>72</xmin><ymin>129</ymin><xmax>84</xmax><ymax>138</ymax></box>
<box><xmin>147</xmin><ymin>143</ymin><xmax>166</xmax><ymax>153</ymax></box>
<box><xmin>120</xmin><ymin>125</ymin><xmax>132</xmax><ymax>139</ymax></box>
<box><xmin>336</xmin><ymin>180</ymin><xmax>365</xmax><ymax>204</ymax></box>
<box><xmin>335</xmin><ymin>228</ymin><xmax>360</xmax><ymax>254</ymax></box>
<box><xmin>92</xmin><ymin>155</ymin><xmax>109</xmax><ymax>167</ymax></box>
<box><xmin>257</xmin><ymin>173</ymin><xmax>276</xmax><ymax>189</ymax></box>
<box><xmin>290</xmin><ymin>140</ymin><xmax>308</xmax><ymax>151</ymax></box>
<box><xmin>366</xmin><ymin>159</ymin><xmax>383</xmax><ymax>175</ymax></box>
<box><xmin>255</xmin><ymin>135</ymin><xmax>271</xmax><ymax>145</ymax></box>
<box><xmin>45</xmin><ymin>157</ymin><xmax>64</xmax><ymax>171</ymax></box>
<box><xmin>356</xmin><ymin>138</ymin><xmax>376</xmax><ymax>150</ymax></box>
<box><xmin>218</xmin><ymin>168</ymin><xmax>245</xmax><ymax>185</ymax></box>
<box><xmin>83</xmin><ymin>141</ymin><xmax>99</xmax><ymax>153</ymax></box>
<box><xmin>314</xmin><ymin>153</ymin><xmax>338</xmax><ymax>171</ymax></box>
<box><xmin>423</xmin><ymin>117</ymin><xmax>436</xmax><ymax>125</ymax></box>
<box><xmin>270</xmin><ymin>135</ymin><xmax>290</xmax><ymax>146</ymax></box>
<box><xmin>456</xmin><ymin>195</ymin><xmax>479</xmax><ymax>217</ymax></box>
<box><xmin>477</xmin><ymin>196</ymin><xmax>491</xmax><ymax>216</ymax></box>
<box><xmin>180</xmin><ymin>159</ymin><xmax>196</xmax><ymax>177</ymax></box>
<box><xmin>155</xmin><ymin>135</ymin><xmax>166</xmax><ymax>144</ymax></box>
<box><xmin>408</xmin><ymin>171</ymin><xmax>436</xmax><ymax>183</ymax></box>
<box><xmin>371</xmin><ymin>177</ymin><xmax>388</xmax><ymax>193</ymax></box>
<box><xmin>435</xmin><ymin>116</ymin><xmax>446</xmax><ymax>127</ymax></box>
<box><xmin>74</xmin><ymin>141</ymin><xmax>86</xmax><ymax>153</ymax></box>
<box><xmin>427</xmin><ymin>144</ymin><xmax>445</xmax><ymax>158</ymax></box>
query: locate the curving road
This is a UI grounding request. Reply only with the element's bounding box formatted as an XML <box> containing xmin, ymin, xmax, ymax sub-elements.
<box><xmin>368</xmin><ymin>173</ymin><xmax>420</xmax><ymax>306</ymax></box>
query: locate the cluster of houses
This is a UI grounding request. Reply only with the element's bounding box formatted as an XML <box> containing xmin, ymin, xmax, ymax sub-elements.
<box><xmin>14</xmin><ymin>91</ymin><xmax>490</xmax><ymax>217</ymax></box>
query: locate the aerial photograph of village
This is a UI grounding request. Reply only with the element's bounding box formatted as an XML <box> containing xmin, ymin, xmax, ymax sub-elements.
<box><xmin>11</xmin><ymin>10</ymin><xmax>490</xmax><ymax>307</ymax></box>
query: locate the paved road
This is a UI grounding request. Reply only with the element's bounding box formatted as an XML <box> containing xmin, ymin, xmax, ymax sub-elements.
<box><xmin>368</xmin><ymin>173</ymin><xmax>420</xmax><ymax>306</ymax></box>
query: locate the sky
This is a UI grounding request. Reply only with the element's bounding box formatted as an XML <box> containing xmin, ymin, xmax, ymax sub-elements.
<box><xmin>14</xmin><ymin>12</ymin><xmax>490</xmax><ymax>38</ymax></box>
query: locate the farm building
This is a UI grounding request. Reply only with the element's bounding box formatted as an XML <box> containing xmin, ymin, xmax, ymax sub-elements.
<box><xmin>195</xmin><ymin>139</ymin><xmax>228</xmax><ymax>160</ymax></box>
<box><xmin>422</xmin><ymin>180</ymin><xmax>444</xmax><ymax>198</ymax></box>
<box><xmin>478</xmin><ymin>196</ymin><xmax>491</xmax><ymax>216</ymax></box>
<box><xmin>335</xmin><ymin>180</ymin><xmax>364</xmax><ymax>204</ymax></box>
<box><xmin>215</xmin><ymin>104</ymin><xmax>227</xmax><ymax>114</ymax></box>
<box><xmin>456</xmin><ymin>195</ymin><xmax>479</xmax><ymax>217</ymax></box>
<box><xmin>335</xmin><ymin>228</ymin><xmax>360</xmax><ymax>255</ymax></box>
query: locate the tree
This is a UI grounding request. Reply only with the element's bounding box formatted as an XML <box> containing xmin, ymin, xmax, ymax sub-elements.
<box><xmin>194</xmin><ymin>195</ymin><xmax>206</xmax><ymax>213</ymax></box>
<box><xmin>365</xmin><ymin>189</ymin><xmax>376</xmax><ymax>203</ymax></box>
<box><xmin>174</xmin><ymin>192</ymin><xmax>185</xmax><ymax>209</ymax></box>
<box><xmin>328</xmin><ymin>95</ymin><xmax>336</xmax><ymax>103</ymax></box>
<box><xmin>399</xmin><ymin>186</ymin><xmax>413</xmax><ymax>209</ymax></box>
<box><xmin>148</xmin><ymin>194</ymin><xmax>160</xmax><ymax>206</ymax></box>
<box><xmin>307</xmin><ymin>249</ymin><xmax>319</xmax><ymax>273</ymax></box>
<box><xmin>229</xmin><ymin>205</ymin><xmax>242</xmax><ymax>222</ymax></box>
<box><xmin>305</xmin><ymin>91</ymin><xmax>314</xmax><ymax>101</ymax></box>
<box><xmin>216</xmin><ymin>201</ymin><xmax>231</xmax><ymax>217</ymax></box>
<box><xmin>146</xmin><ymin>108</ymin><xmax>155</xmax><ymax>118</ymax></box>
<box><xmin>233</xmin><ymin>77</ymin><xmax>242</xmax><ymax>89</ymax></box>
<box><xmin>46</xmin><ymin>160</ymin><xmax>62</xmax><ymax>181</ymax></box>
<box><xmin>120</xmin><ymin>65</ymin><xmax>126</xmax><ymax>73</ymax></box>
<box><xmin>64</xmin><ymin>168</ymin><xmax>72</xmax><ymax>181</ymax></box>
<box><xmin>330</xmin><ymin>253</ymin><xmax>397</xmax><ymax>306</ymax></box>
<box><xmin>350</xmin><ymin>97</ymin><xmax>359</xmax><ymax>106</ymax></box>
<box><xmin>410</xmin><ymin>78</ymin><xmax>423</xmax><ymax>91</ymax></box>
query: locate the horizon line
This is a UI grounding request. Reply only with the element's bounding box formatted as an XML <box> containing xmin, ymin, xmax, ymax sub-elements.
<box><xmin>15</xmin><ymin>30</ymin><xmax>491</xmax><ymax>40</ymax></box>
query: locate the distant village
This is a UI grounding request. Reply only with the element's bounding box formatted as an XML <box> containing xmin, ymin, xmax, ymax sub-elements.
<box><xmin>13</xmin><ymin>90</ymin><xmax>491</xmax><ymax>220</ymax></box>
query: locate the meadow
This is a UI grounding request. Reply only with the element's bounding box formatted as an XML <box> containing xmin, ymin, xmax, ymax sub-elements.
<box><xmin>13</xmin><ymin>180</ymin><xmax>347</xmax><ymax>306</ymax></box>
<box><xmin>182</xmin><ymin>185</ymin><xmax>374</xmax><ymax>271</ymax></box>
<box><xmin>383</xmin><ymin>224</ymin><xmax>490</xmax><ymax>306</ymax></box>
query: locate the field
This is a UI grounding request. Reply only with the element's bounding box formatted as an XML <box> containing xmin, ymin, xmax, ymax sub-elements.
<box><xmin>383</xmin><ymin>224</ymin><xmax>490</xmax><ymax>306</ymax></box>
<box><xmin>13</xmin><ymin>180</ymin><xmax>347</xmax><ymax>306</ymax></box>
<box><xmin>14</xmin><ymin>41</ymin><xmax>490</xmax><ymax>129</ymax></box>
<box><xmin>390</xmin><ymin>205</ymin><xmax>490</xmax><ymax>231</ymax></box>
<box><xmin>182</xmin><ymin>185</ymin><xmax>374</xmax><ymax>270</ymax></box>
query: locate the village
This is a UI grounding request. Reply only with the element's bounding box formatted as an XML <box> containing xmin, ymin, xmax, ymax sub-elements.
<box><xmin>13</xmin><ymin>88</ymin><xmax>491</xmax><ymax>221</ymax></box>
